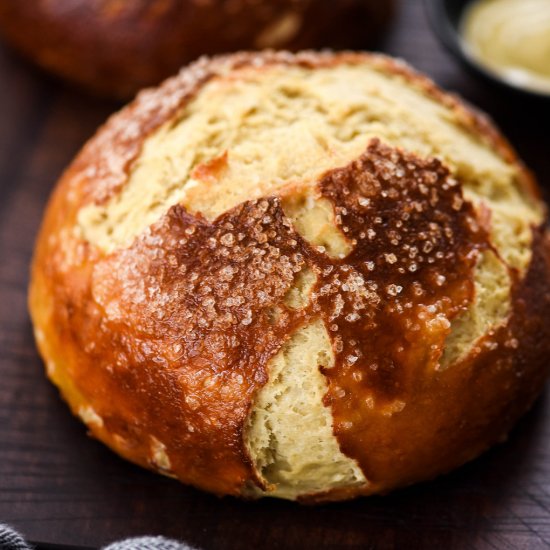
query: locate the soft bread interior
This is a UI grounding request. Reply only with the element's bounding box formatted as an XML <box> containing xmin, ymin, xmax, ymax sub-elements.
<box><xmin>78</xmin><ymin>63</ymin><xmax>542</xmax><ymax>261</ymax></box>
<box><xmin>76</xmin><ymin>59</ymin><xmax>543</xmax><ymax>498</ymax></box>
<box><xmin>245</xmin><ymin>319</ymin><xmax>366</xmax><ymax>499</ymax></box>
<box><xmin>440</xmin><ymin>250</ymin><xmax>511</xmax><ymax>368</ymax></box>
<box><xmin>282</xmin><ymin>192</ymin><xmax>352</xmax><ymax>259</ymax></box>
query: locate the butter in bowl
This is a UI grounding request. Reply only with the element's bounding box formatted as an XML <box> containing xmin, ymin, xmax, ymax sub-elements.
<box><xmin>425</xmin><ymin>0</ymin><xmax>550</xmax><ymax>100</ymax></box>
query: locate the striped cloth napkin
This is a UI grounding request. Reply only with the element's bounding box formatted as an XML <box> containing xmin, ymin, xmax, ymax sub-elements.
<box><xmin>0</xmin><ymin>524</ymin><xmax>198</xmax><ymax>549</ymax></box>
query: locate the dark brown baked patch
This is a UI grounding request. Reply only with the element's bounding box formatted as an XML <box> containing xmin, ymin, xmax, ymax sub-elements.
<box><xmin>51</xmin><ymin>139</ymin><xmax>488</xmax><ymax>494</ymax></box>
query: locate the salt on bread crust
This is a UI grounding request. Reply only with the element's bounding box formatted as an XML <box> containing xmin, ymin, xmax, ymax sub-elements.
<box><xmin>30</xmin><ymin>52</ymin><xmax>548</xmax><ymax>501</ymax></box>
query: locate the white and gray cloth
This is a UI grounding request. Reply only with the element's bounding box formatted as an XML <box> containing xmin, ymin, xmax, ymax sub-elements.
<box><xmin>0</xmin><ymin>524</ymin><xmax>28</xmax><ymax>550</ymax></box>
<box><xmin>0</xmin><ymin>524</ymin><xmax>198</xmax><ymax>550</ymax></box>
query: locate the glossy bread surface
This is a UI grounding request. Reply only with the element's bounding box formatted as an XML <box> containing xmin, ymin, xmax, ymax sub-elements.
<box><xmin>29</xmin><ymin>51</ymin><xmax>550</xmax><ymax>501</ymax></box>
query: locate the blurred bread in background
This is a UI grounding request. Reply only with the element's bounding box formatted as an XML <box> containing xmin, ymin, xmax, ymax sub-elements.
<box><xmin>0</xmin><ymin>0</ymin><xmax>395</xmax><ymax>98</ymax></box>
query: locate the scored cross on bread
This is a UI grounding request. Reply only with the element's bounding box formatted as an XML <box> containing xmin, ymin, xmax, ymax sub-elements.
<box><xmin>29</xmin><ymin>51</ymin><xmax>550</xmax><ymax>502</ymax></box>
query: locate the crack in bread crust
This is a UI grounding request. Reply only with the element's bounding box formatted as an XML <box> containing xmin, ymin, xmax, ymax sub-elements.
<box><xmin>77</xmin><ymin>56</ymin><xmax>541</xmax><ymax>258</ymax></box>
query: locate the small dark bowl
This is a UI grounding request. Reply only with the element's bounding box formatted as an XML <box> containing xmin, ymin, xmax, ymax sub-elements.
<box><xmin>423</xmin><ymin>0</ymin><xmax>550</xmax><ymax>101</ymax></box>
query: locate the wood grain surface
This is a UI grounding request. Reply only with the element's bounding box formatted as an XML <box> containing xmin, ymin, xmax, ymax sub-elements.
<box><xmin>1</xmin><ymin>2</ymin><xmax>550</xmax><ymax>548</ymax></box>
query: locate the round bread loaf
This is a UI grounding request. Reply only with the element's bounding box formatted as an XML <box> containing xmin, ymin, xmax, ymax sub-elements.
<box><xmin>30</xmin><ymin>51</ymin><xmax>550</xmax><ymax>502</ymax></box>
<box><xmin>0</xmin><ymin>0</ymin><xmax>394</xmax><ymax>98</ymax></box>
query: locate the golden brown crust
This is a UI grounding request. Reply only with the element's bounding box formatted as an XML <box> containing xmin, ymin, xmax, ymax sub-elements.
<box><xmin>29</xmin><ymin>51</ymin><xmax>550</xmax><ymax>501</ymax></box>
<box><xmin>0</xmin><ymin>1</ymin><xmax>395</xmax><ymax>98</ymax></box>
<box><xmin>298</xmin><ymin>228</ymin><xmax>550</xmax><ymax>503</ymax></box>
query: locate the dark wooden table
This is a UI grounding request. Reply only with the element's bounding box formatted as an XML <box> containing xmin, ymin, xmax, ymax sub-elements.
<box><xmin>2</xmin><ymin>2</ymin><xmax>550</xmax><ymax>549</ymax></box>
